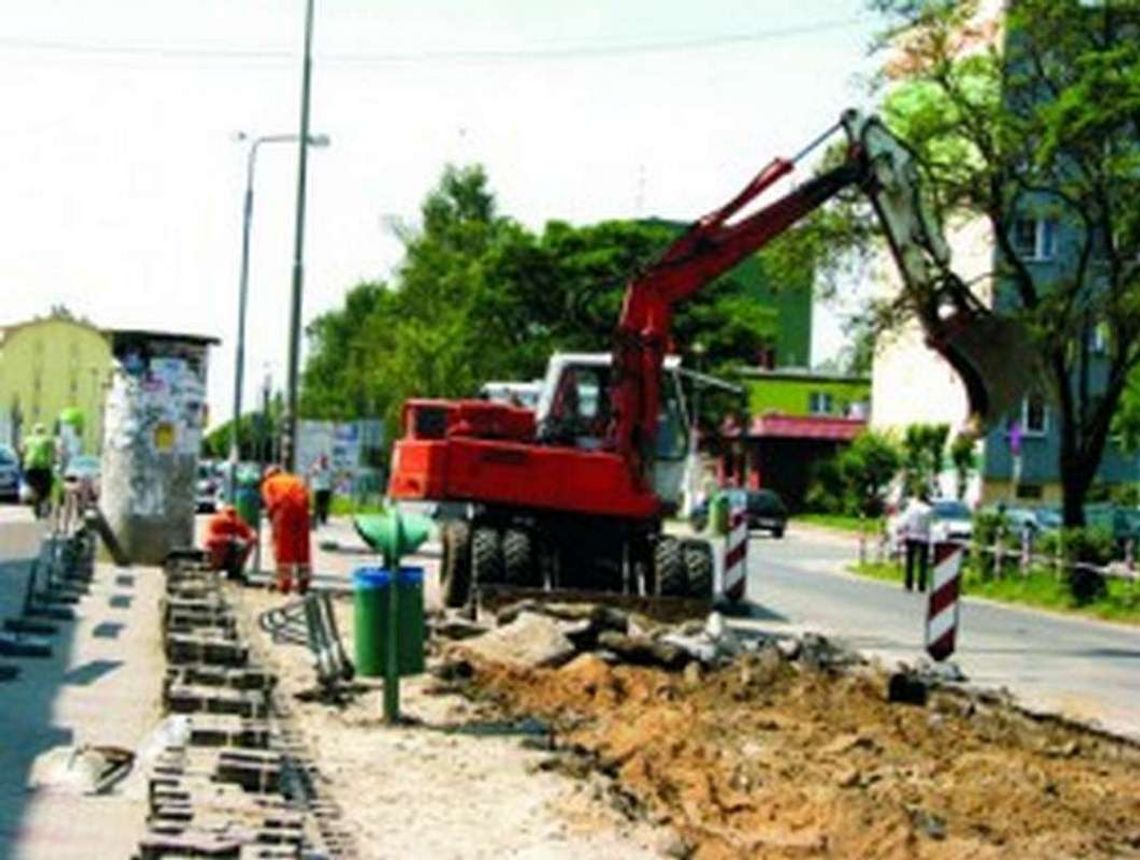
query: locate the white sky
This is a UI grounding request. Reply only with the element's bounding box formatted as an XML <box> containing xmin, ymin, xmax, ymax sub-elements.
<box><xmin>0</xmin><ymin>0</ymin><xmax>881</xmax><ymax>426</ymax></box>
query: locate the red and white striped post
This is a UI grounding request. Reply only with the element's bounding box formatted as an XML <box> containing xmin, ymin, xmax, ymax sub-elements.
<box><xmin>925</xmin><ymin>541</ymin><xmax>964</xmax><ymax>662</ymax></box>
<box><xmin>721</xmin><ymin>497</ymin><xmax>748</xmax><ymax>602</ymax></box>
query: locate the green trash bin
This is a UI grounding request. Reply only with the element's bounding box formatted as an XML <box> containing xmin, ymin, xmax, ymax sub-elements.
<box><xmin>234</xmin><ymin>467</ymin><xmax>261</xmax><ymax>528</ymax></box>
<box><xmin>353</xmin><ymin>566</ymin><xmax>426</xmax><ymax>677</ymax></box>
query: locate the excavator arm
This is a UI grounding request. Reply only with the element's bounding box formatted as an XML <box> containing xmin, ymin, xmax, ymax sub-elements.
<box><xmin>607</xmin><ymin>109</ymin><xmax>1032</xmax><ymax>487</ymax></box>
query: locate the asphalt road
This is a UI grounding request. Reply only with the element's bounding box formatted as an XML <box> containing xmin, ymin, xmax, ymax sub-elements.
<box><xmin>741</xmin><ymin>524</ymin><xmax>1140</xmax><ymax>739</ymax></box>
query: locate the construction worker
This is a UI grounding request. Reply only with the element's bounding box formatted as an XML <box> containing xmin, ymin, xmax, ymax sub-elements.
<box><xmin>20</xmin><ymin>423</ymin><xmax>55</xmax><ymax>519</ymax></box>
<box><xmin>204</xmin><ymin>505</ymin><xmax>256</xmax><ymax>582</ymax></box>
<box><xmin>261</xmin><ymin>465</ymin><xmax>312</xmax><ymax>595</ymax></box>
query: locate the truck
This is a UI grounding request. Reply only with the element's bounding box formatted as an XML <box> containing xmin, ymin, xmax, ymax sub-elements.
<box><xmin>388</xmin><ymin>109</ymin><xmax>1032</xmax><ymax>607</ymax></box>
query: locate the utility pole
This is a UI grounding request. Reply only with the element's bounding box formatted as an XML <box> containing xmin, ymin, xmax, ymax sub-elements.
<box><xmin>283</xmin><ymin>0</ymin><xmax>316</xmax><ymax>471</ymax></box>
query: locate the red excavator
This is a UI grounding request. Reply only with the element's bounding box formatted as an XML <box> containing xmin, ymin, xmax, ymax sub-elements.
<box><xmin>389</xmin><ymin>109</ymin><xmax>1031</xmax><ymax>606</ymax></box>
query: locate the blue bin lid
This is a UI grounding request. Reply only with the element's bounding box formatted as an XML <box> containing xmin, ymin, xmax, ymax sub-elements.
<box><xmin>353</xmin><ymin>567</ymin><xmax>392</xmax><ymax>589</ymax></box>
<box><xmin>396</xmin><ymin>566</ymin><xmax>424</xmax><ymax>586</ymax></box>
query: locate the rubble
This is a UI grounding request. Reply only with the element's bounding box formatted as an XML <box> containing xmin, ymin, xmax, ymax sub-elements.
<box><xmin>453</xmin><ymin>611</ymin><xmax>577</xmax><ymax>669</ymax></box>
<box><xmin>441</xmin><ymin>596</ymin><xmax>1140</xmax><ymax>860</ymax></box>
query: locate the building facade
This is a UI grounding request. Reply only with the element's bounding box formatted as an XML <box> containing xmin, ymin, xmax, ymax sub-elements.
<box><xmin>719</xmin><ymin>368</ymin><xmax>870</xmax><ymax>510</ymax></box>
<box><xmin>0</xmin><ymin>309</ymin><xmax>112</xmax><ymax>452</ymax></box>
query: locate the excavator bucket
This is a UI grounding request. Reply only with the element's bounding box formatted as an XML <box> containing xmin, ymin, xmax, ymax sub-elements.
<box><xmin>925</xmin><ymin>308</ymin><xmax>1038</xmax><ymax>435</ymax></box>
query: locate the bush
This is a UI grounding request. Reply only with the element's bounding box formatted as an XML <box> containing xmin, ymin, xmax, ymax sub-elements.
<box><xmin>971</xmin><ymin>511</ymin><xmax>1021</xmax><ymax>580</ymax></box>
<box><xmin>1059</xmin><ymin>527</ymin><xmax>1112</xmax><ymax>605</ymax></box>
<box><xmin>805</xmin><ymin>459</ymin><xmax>850</xmax><ymax>514</ymax></box>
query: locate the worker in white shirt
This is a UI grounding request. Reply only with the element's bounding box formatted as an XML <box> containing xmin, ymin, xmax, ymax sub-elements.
<box><xmin>903</xmin><ymin>491</ymin><xmax>933</xmax><ymax>592</ymax></box>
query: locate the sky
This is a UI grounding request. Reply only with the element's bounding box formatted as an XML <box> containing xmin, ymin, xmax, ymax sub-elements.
<box><xmin>0</xmin><ymin>0</ymin><xmax>883</xmax><ymax>426</ymax></box>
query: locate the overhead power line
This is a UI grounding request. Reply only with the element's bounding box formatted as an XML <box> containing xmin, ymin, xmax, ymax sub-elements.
<box><xmin>0</xmin><ymin>17</ymin><xmax>868</xmax><ymax>66</ymax></box>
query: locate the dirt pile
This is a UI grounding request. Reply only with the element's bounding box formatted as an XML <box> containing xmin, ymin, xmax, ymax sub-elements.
<box><xmin>464</xmin><ymin>644</ymin><xmax>1140</xmax><ymax>859</ymax></box>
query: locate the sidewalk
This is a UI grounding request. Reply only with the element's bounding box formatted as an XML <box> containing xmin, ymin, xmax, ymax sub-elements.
<box><xmin>0</xmin><ymin>550</ymin><xmax>164</xmax><ymax>859</ymax></box>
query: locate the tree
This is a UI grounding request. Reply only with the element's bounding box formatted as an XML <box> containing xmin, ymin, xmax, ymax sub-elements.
<box><xmin>301</xmin><ymin>163</ymin><xmax>799</xmax><ymax>447</ymax></box>
<box><xmin>838</xmin><ymin>429</ymin><xmax>902</xmax><ymax>516</ymax></box>
<box><xmin>950</xmin><ymin>432</ymin><xmax>976</xmax><ymax>500</ymax></box>
<box><xmin>865</xmin><ymin>0</ymin><xmax>1140</xmax><ymax>526</ymax></box>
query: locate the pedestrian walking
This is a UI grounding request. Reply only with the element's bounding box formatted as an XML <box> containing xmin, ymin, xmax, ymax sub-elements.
<box><xmin>261</xmin><ymin>465</ymin><xmax>312</xmax><ymax>595</ymax></box>
<box><xmin>308</xmin><ymin>453</ymin><xmax>333</xmax><ymax>527</ymax></box>
<box><xmin>20</xmin><ymin>423</ymin><xmax>55</xmax><ymax>519</ymax></box>
<box><xmin>203</xmin><ymin>505</ymin><xmax>256</xmax><ymax>582</ymax></box>
<box><xmin>903</xmin><ymin>491</ymin><xmax>933</xmax><ymax>592</ymax></box>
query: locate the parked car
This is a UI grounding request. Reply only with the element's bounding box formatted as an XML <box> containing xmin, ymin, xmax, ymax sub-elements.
<box><xmin>0</xmin><ymin>444</ymin><xmax>20</xmax><ymax>503</ymax></box>
<box><xmin>1083</xmin><ymin>503</ymin><xmax>1140</xmax><ymax>549</ymax></box>
<box><xmin>690</xmin><ymin>489</ymin><xmax>788</xmax><ymax>538</ymax></box>
<box><xmin>63</xmin><ymin>454</ymin><xmax>101</xmax><ymax>500</ymax></box>
<box><xmin>196</xmin><ymin>461</ymin><xmax>222</xmax><ymax>513</ymax></box>
<box><xmin>887</xmin><ymin>497</ymin><xmax>974</xmax><ymax>550</ymax></box>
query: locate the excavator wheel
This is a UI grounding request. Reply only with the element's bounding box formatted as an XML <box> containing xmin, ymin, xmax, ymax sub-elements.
<box><xmin>471</xmin><ymin>527</ymin><xmax>505</xmax><ymax>585</ymax></box>
<box><xmin>654</xmin><ymin>535</ymin><xmax>687</xmax><ymax>597</ymax></box>
<box><xmin>681</xmin><ymin>539</ymin><xmax>714</xmax><ymax>598</ymax></box>
<box><xmin>440</xmin><ymin>520</ymin><xmax>472</xmax><ymax>608</ymax></box>
<box><xmin>502</xmin><ymin>528</ymin><xmax>539</xmax><ymax>586</ymax></box>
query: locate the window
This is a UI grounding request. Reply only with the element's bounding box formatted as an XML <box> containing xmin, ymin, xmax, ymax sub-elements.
<box><xmin>1010</xmin><ymin>217</ymin><xmax>1057</xmax><ymax>262</ymax></box>
<box><xmin>808</xmin><ymin>391</ymin><xmax>833</xmax><ymax>415</ymax></box>
<box><xmin>1022</xmin><ymin>393</ymin><xmax>1048</xmax><ymax>435</ymax></box>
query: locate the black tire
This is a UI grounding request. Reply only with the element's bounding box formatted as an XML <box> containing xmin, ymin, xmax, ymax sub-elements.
<box><xmin>440</xmin><ymin>520</ymin><xmax>472</xmax><ymax>608</ymax></box>
<box><xmin>654</xmin><ymin>535</ymin><xmax>686</xmax><ymax>597</ymax></box>
<box><xmin>772</xmin><ymin>526</ymin><xmax>785</xmax><ymax>539</ymax></box>
<box><xmin>471</xmin><ymin>527</ymin><xmax>504</xmax><ymax>585</ymax></box>
<box><xmin>502</xmin><ymin>528</ymin><xmax>539</xmax><ymax>586</ymax></box>
<box><xmin>681</xmin><ymin>539</ymin><xmax>714</xmax><ymax>598</ymax></box>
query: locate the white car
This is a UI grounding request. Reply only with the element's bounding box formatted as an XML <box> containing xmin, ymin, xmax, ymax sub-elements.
<box><xmin>886</xmin><ymin>498</ymin><xmax>973</xmax><ymax>550</ymax></box>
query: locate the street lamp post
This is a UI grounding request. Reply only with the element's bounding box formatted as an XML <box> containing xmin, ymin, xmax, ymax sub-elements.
<box><xmin>228</xmin><ymin>131</ymin><xmax>328</xmax><ymax>500</ymax></box>
<box><xmin>283</xmin><ymin>0</ymin><xmax>318</xmax><ymax>472</ymax></box>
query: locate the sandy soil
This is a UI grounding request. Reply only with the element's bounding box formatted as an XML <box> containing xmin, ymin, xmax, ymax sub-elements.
<box><xmin>469</xmin><ymin>648</ymin><xmax>1140</xmax><ymax>860</ymax></box>
<box><xmin>234</xmin><ymin>584</ymin><xmax>666</xmax><ymax>859</ymax></box>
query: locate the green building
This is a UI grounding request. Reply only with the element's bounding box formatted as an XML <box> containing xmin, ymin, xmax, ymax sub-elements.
<box><xmin>644</xmin><ymin>218</ymin><xmax>812</xmax><ymax>368</ymax></box>
<box><xmin>741</xmin><ymin>368</ymin><xmax>870</xmax><ymax>419</ymax></box>
<box><xmin>719</xmin><ymin>368</ymin><xmax>871</xmax><ymax>511</ymax></box>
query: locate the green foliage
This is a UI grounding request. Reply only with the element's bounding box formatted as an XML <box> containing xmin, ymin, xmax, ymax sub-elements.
<box><xmin>901</xmin><ymin>422</ymin><xmax>949</xmax><ymax>495</ymax></box>
<box><xmin>837</xmin><ymin>430</ymin><xmax>903</xmax><ymax>517</ymax></box>
<box><xmin>804</xmin><ymin>458</ymin><xmax>850</xmax><ymax>514</ymax></box>
<box><xmin>852</xmin><ymin>560</ymin><xmax>1140</xmax><ymax>624</ymax></box>
<box><xmin>1057</xmin><ymin>527</ymin><xmax>1113</xmax><ymax>605</ymax></box>
<box><xmin>949</xmin><ymin>433</ymin><xmax>976</xmax><ymax>500</ymax></box>
<box><xmin>971</xmin><ymin>510</ymin><xmax>1021</xmax><ymax>580</ymax></box>
<box><xmin>865</xmin><ymin>0</ymin><xmax>1140</xmax><ymax>526</ymax></box>
<box><xmin>301</xmin><ymin>163</ymin><xmax>812</xmax><ymax>446</ymax></box>
<box><xmin>202</xmin><ymin>394</ymin><xmax>283</xmax><ymax>461</ymax></box>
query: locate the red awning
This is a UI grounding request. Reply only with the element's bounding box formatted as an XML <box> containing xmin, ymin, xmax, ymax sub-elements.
<box><xmin>744</xmin><ymin>414</ymin><xmax>866</xmax><ymax>441</ymax></box>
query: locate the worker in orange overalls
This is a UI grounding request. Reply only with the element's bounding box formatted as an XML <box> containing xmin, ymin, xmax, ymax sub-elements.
<box><xmin>203</xmin><ymin>505</ymin><xmax>257</xmax><ymax>582</ymax></box>
<box><xmin>261</xmin><ymin>466</ymin><xmax>312</xmax><ymax>595</ymax></box>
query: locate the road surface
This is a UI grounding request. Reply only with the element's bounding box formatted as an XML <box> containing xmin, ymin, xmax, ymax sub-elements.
<box><xmin>741</xmin><ymin>524</ymin><xmax>1140</xmax><ymax>739</ymax></box>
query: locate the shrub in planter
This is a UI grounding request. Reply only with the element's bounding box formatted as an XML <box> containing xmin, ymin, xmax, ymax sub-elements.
<box><xmin>1060</xmin><ymin>527</ymin><xmax>1112</xmax><ymax>605</ymax></box>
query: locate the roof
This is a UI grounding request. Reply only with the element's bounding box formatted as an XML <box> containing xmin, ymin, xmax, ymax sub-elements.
<box><xmin>736</xmin><ymin>414</ymin><xmax>867</xmax><ymax>441</ymax></box>
<box><xmin>109</xmin><ymin>329</ymin><xmax>220</xmax><ymax>347</ymax></box>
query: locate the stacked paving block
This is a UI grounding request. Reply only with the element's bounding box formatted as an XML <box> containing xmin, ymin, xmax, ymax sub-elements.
<box><xmin>138</xmin><ymin>555</ymin><xmax>353</xmax><ymax>859</ymax></box>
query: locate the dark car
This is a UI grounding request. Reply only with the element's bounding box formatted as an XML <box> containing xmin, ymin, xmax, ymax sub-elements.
<box><xmin>692</xmin><ymin>488</ymin><xmax>788</xmax><ymax>538</ymax></box>
<box><xmin>0</xmin><ymin>444</ymin><xmax>19</xmax><ymax>503</ymax></box>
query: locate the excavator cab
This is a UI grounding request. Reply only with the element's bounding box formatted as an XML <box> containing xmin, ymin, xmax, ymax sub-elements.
<box><xmin>536</xmin><ymin>352</ymin><xmax>690</xmax><ymax>504</ymax></box>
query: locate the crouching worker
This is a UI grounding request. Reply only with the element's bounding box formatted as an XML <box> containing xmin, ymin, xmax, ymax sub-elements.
<box><xmin>204</xmin><ymin>505</ymin><xmax>256</xmax><ymax>582</ymax></box>
<box><xmin>261</xmin><ymin>465</ymin><xmax>312</xmax><ymax>595</ymax></box>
